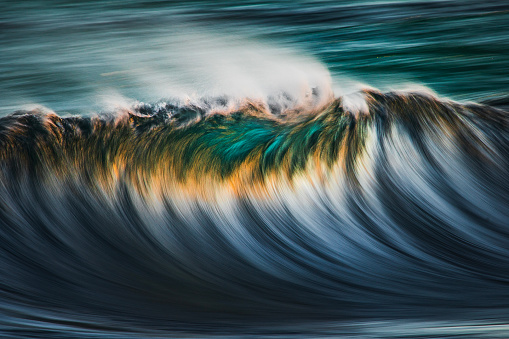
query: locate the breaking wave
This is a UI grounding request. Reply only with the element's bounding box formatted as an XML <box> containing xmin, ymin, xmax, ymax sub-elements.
<box><xmin>0</xmin><ymin>89</ymin><xmax>508</xmax><ymax>334</ymax></box>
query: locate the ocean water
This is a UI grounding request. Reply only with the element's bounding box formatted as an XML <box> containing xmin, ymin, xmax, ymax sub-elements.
<box><xmin>0</xmin><ymin>0</ymin><xmax>508</xmax><ymax>338</ymax></box>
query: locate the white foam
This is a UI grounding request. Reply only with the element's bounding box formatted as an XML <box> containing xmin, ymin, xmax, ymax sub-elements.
<box><xmin>98</xmin><ymin>27</ymin><xmax>337</xmax><ymax>113</ymax></box>
<box><xmin>342</xmin><ymin>91</ymin><xmax>369</xmax><ymax>117</ymax></box>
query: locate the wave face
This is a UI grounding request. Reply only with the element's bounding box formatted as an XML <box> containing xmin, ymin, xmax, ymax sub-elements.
<box><xmin>0</xmin><ymin>90</ymin><xmax>509</xmax><ymax>336</ymax></box>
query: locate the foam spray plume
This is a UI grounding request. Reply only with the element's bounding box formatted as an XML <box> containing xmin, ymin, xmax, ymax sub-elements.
<box><xmin>0</xmin><ymin>85</ymin><xmax>508</xmax><ymax>336</ymax></box>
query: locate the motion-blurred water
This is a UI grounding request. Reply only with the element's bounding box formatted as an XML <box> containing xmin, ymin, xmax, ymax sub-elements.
<box><xmin>0</xmin><ymin>1</ymin><xmax>508</xmax><ymax>338</ymax></box>
<box><xmin>1</xmin><ymin>0</ymin><xmax>508</xmax><ymax>115</ymax></box>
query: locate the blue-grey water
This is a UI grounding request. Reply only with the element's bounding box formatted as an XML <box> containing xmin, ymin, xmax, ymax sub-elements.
<box><xmin>0</xmin><ymin>0</ymin><xmax>509</xmax><ymax>338</ymax></box>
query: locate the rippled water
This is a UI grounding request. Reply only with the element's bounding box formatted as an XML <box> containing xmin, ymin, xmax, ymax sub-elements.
<box><xmin>1</xmin><ymin>1</ymin><xmax>508</xmax><ymax>338</ymax></box>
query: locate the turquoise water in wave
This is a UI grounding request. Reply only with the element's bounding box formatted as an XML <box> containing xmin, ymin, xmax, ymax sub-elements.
<box><xmin>1</xmin><ymin>0</ymin><xmax>508</xmax><ymax>115</ymax></box>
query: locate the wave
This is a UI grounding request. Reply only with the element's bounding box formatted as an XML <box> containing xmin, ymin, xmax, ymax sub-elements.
<box><xmin>0</xmin><ymin>89</ymin><xmax>508</xmax><ymax>331</ymax></box>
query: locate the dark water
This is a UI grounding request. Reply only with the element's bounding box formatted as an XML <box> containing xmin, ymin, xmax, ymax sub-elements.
<box><xmin>1</xmin><ymin>1</ymin><xmax>509</xmax><ymax>338</ymax></box>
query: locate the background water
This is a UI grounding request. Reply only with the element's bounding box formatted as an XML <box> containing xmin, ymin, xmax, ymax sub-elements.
<box><xmin>1</xmin><ymin>1</ymin><xmax>509</xmax><ymax>338</ymax></box>
<box><xmin>1</xmin><ymin>0</ymin><xmax>508</xmax><ymax>116</ymax></box>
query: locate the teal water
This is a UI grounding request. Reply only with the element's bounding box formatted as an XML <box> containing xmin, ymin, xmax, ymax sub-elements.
<box><xmin>1</xmin><ymin>0</ymin><xmax>508</xmax><ymax>115</ymax></box>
